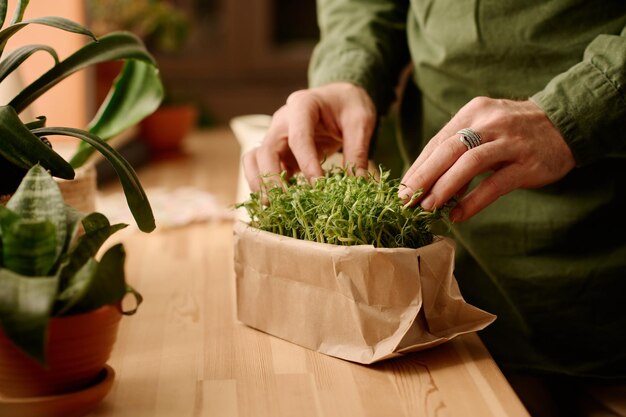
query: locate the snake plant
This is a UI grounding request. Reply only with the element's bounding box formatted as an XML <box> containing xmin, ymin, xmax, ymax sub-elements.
<box><xmin>0</xmin><ymin>164</ymin><xmax>139</xmax><ymax>364</ymax></box>
<box><xmin>0</xmin><ymin>0</ymin><xmax>164</xmax><ymax>232</ymax></box>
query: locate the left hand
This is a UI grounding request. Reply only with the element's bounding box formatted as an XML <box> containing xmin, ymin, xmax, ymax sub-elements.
<box><xmin>399</xmin><ymin>97</ymin><xmax>576</xmax><ymax>222</ymax></box>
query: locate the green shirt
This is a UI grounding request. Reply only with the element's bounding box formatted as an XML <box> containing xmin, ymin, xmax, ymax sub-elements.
<box><xmin>309</xmin><ymin>0</ymin><xmax>626</xmax><ymax>381</ymax></box>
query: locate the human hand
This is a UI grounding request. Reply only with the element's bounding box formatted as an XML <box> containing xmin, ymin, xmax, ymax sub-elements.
<box><xmin>242</xmin><ymin>82</ymin><xmax>377</xmax><ymax>191</ymax></box>
<box><xmin>399</xmin><ymin>97</ymin><xmax>576</xmax><ymax>222</ymax></box>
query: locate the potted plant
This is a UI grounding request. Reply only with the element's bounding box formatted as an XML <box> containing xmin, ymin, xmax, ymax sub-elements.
<box><xmin>234</xmin><ymin>167</ymin><xmax>495</xmax><ymax>364</ymax></box>
<box><xmin>0</xmin><ymin>165</ymin><xmax>138</xmax><ymax>402</ymax></box>
<box><xmin>0</xmin><ymin>0</ymin><xmax>165</xmax><ymax>232</ymax></box>
<box><xmin>87</xmin><ymin>0</ymin><xmax>198</xmax><ymax>155</ymax></box>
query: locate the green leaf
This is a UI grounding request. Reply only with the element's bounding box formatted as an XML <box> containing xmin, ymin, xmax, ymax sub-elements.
<box><xmin>10</xmin><ymin>31</ymin><xmax>156</xmax><ymax>114</ymax></box>
<box><xmin>0</xmin><ymin>0</ymin><xmax>7</xmax><ymax>29</ymax></box>
<box><xmin>1</xmin><ymin>218</ymin><xmax>57</xmax><ymax>276</ymax></box>
<box><xmin>32</xmin><ymin>127</ymin><xmax>155</xmax><ymax>232</ymax></box>
<box><xmin>71</xmin><ymin>60</ymin><xmax>164</xmax><ymax>167</ymax></box>
<box><xmin>62</xmin><ymin>205</ymin><xmax>85</xmax><ymax>254</ymax></box>
<box><xmin>6</xmin><ymin>164</ymin><xmax>68</xmax><ymax>261</ymax></box>
<box><xmin>55</xmin><ymin>258</ymin><xmax>98</xmax><ymax>316</ymax></box>
<box><xmin>10</xmin><ymin>0</ymin><xmax>29</xmax><ymax>24</ymax></box>
<box><xmin>0</xmin><ymin>106</ymin><xmax>74</xmax><ymax>179</ymax></box>
<box><xmin>0</xmin><ymin>16</ymin><xmax>94</xmax><ymax>57</ymax></box>
<box><xmin>56</xmin><ymin>244</ymin><xmax>127</xmax><ymax>316</ymax></box>
<box><xmin>0</xmin><ymin>44</ymin><xmax>59</xmax><ymax>84</ymax></box>
<box><xmin>57</xmin><ymin>212</ymin><xmax>127</xmax><ymax>290</ymax></box>
<box><xmin>24</xmin><ymin>115</ymin><xmax>46</xmax><ymax>130</ymax></box>
<box><xmin>0</xmin><ymin>268</ymin><xmax>58</xmax><ymax>364</ymax></box>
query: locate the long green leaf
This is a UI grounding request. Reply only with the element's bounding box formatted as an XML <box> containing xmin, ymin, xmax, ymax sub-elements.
<box><xmin>31</xmin><ymin>127</ymin><xmax>156</xmax><ymax>233</ymax></box>
<box><xmin>24</xmin><ymin>115</ymin><xmax>46</xmax><ymax>130</ymax></box>
<box><xmin>56</xmin><ymin>244</ymin><xmax>127</xmax><ymax>316</ymax></box>
<box><xmin>71</xmin><ymin>59</ymin><xmax>164</xmax><ymax>167</ymax></box>
<box><xmin>0</xmin><ymin>16</ymin><xmax>94</xmax><ymax>57</ymax></box>
<box><xmin>0</xmin><ymin>0</ymin><xmax>7</xmax><ymax>30</ymax></box>
<box><xmin>0</xmin><ymin>44</ymin><xmax>59</xmax><ymax>85</ymax></box>
<box><xmin>0</xmin><ymin>106</ymin><xmax>74</xmax><ymax>179</ymax></box>
<box><xmin>0</xmin><ymin>268</ymin><xmax>58</xmax><ymax>364</ymax></box>
<box><xmin>10</xmin><ymin>0</ymin><xmax>29</xmax><ymax>24</ymax></box>
<box><xmin>10</xmin><ymin>31</ymin><xmax>157</xmax><ymax>114</ymax></box>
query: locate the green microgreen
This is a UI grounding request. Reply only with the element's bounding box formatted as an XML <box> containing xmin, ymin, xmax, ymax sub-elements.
<box><xmin>238</xmin><ymin>166</ymin><xmax>449</xmax><ymax>249</ymax></box>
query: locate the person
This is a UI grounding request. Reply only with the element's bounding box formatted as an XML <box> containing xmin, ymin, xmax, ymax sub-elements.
<box><xmin>242</xmin><ymin>1</ymin><xmax>626</xmax><ymax>415</ymax></box>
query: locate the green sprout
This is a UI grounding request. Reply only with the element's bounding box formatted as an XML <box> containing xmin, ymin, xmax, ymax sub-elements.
<box><xmin>238</xmin><ymin>166</ymin><xmax>450</xmax><ymax>249</ymax></box>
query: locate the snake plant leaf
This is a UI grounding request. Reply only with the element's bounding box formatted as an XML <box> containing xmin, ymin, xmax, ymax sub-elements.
<box><xmin>0</xmin><ymin>106</ymin><xmax>74</xmax><ymax>179</ymax></box>
<box><xmin>31</xmin><ymin>127</ymin><xmax>155</xmax><ymax>232</ymax></box>
<box><xmin>10</xmin><ymin>31</ymin><xmax>156</xmax><ymax>114</ymax></box>
<box><xmin>57</xmin><ymin>212</ymin><xmax>127</xmax><ymax>290</ymax></box>
<box><xmin>71</xmin><ymin>59</ymin><xmax>164</xmax><ymax>167</ymax></box>
<box><xmin>0</xmin><ymin>217</ymin><xmax>57</xmax><ymax>276</ymax></box>
<box><xmin>55</xmin><ymin>258</ymin><xmax>98</xmax><ymax>316</ymax></box>
<box><xmin>61</xmin><ymin>205</ymin><xmax>85</xmax><ymax>254</ymax></box>
<box><xmin>56</xmin><ymin>244</ymin><xmax>127</xmax><ymax>316</ymax></box>
<box><xmin>0</xmin><ymin>268</ymin><xmax>58</xmax><ymax>364</ymax></box>
<box><xmin>0</xmin><ymin>44</ymin><xmax>59</xmax><ymax>84</ymax></box>
<box><xmin>6</xmin><ymin>164</ymin><xmax>68</xmax><ymax>261</ymax></box>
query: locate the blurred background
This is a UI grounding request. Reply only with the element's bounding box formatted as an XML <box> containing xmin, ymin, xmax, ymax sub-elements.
<box><xmin>2</xmin><ymin>0</ymin><xmax>319</xmax><ymax>128</ymax></box>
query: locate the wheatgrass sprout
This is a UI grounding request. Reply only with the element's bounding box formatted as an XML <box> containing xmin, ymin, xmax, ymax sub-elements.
<box><xmin>238</xmin><ymin>167</ymin><xmax>449</xmax><ymax>249</ymax></box>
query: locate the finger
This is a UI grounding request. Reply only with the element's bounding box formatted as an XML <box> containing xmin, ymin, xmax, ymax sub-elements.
<box><xmin>256</xmin><ymin>109</ymin><xmax>290</xmax><ymax>181</ymax></box>
<box><xmin>340</xmin><ymin>109</ymin><xmax>375</xmax><ymax>176</ymax></box>
<box><xmin>242</xmin><ymin>148</ymin><xmax>262</xmax><ymax>192</ymax></box>
<box><xmin>286</xmin><ymin>93</ymin><xmax>325</xmax><ymax>180</ymax></box>
<box><xmin>400</xmin><ymin>131</ymin><xmax>472</xmax><ymax>201</ymax></box>
<box><xmin>421</xmin><ymin>140</ymin><xmax>517</xmax><ymax>210</ymax></box>
<box><xmin>402</xmin><ymin>113</ymin><xmax>474</xmax><ymax>183</ymax></box>
<box><xmin>450</xmin><ymin>163</ymin><xmax>521</xmax><ymax>222</ymax></box>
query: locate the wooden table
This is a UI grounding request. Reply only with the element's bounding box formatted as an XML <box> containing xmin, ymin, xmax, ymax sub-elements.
<box><xmin>93</xmin><ymin>128</ymin><xmax>530</xmax><ymax>417</ymax></box>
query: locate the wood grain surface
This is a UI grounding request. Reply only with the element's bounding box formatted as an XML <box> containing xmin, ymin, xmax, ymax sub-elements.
<box><xmin>92</xmin><ymin>128</ymin><xmax>530</xmax><ymax>417</ymax></box>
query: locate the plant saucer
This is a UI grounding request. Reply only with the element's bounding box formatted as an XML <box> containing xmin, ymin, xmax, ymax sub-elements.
<box><xmin>0</xmin><ymin>364</ymin><xmax>115</xmax><ymax>417</ymax></box>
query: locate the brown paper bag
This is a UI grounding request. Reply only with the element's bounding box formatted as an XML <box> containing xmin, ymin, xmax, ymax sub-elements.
<box><xmin>233</xmin><ymin>222</ymin><xmax>495</xmax><ymax>364</ymax></box>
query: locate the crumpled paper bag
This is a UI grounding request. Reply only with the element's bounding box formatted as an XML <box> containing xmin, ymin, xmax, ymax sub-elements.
<box><xmin>233</xmin><ymin>222</ymin><xmax>496</xmax><ymax>364</ymax></box>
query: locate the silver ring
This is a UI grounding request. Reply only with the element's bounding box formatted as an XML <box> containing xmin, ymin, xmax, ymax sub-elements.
<box><xmin>457</xmin><ymin>128</ymin><xmax>482</xmax><ymax>150</ymax></box>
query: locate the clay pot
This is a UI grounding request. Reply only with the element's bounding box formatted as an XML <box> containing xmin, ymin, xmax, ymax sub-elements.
<box><xmin>0</xmin><ymin>305</ymin><xmax>122</xmax><ymax>398</ymax></box>
<box><xmin>139</xmin><ymin>104</ymin><xmax>198</xmax><ymax>154</ymax></box>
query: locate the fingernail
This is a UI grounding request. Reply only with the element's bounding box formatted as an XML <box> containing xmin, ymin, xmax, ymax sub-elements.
<box><xmin>355</xmin><ymin>167</ymin><xmax>368</xmax><ymax>177</ymax></box>
<box><xmin>398</xmin><ymin>186</ymin><xmax>412</xmax><ymax>201</ymax></box>
<box><xmin>421</xmin><ymin>195</ymin><xmax>435</xmax><ymax>210</ymax></box>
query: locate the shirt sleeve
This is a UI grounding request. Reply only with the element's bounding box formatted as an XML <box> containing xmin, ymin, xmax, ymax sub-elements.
<box><xmin>531</xmin><ymin>27</ymin><xmax>626</xmax><ymax>166</ymax></box>
<box><xmin>308</xmin><ymin>0</ymin><xmax>411</xmax><ymax>114</ymax></box>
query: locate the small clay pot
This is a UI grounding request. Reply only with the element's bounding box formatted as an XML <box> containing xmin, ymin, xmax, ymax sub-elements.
<box><xmin>0</xmin><ymin>305</ymin><xmax>122</xmax><ymax>398</ymax></box>
<box><xmin>139</xmin><ymin>104</ymin><xmax>198</xmax><ymax>154</ymax></box>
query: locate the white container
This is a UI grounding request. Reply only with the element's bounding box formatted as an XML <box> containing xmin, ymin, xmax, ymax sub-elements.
<box><xmin>229</xmin><ymin>115</ymin><xmax>272</xmax><ymax>220</ymax></box>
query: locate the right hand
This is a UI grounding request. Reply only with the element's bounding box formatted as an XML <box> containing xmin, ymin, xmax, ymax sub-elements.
<box><xmin>242</xmin><ymin>82</ymin><xmax>377</xmax><ymax>191</ymax></box>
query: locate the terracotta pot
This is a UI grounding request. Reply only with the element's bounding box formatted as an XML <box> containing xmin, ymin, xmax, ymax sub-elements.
<box><xmin>0</xmin><ymin>305</ymin><xmax>122</xmax><ymax>398</ymax></box>
<box><xmin>139</xmin><ymin>104</ymin><xmax>198</xmax><ymax>154</ymax></box>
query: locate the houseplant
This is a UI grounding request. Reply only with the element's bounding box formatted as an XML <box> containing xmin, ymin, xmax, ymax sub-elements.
<box><xmin>87</xmin><ymin>0</ymin><xmax>197</xmax><ymax>155</ymax></box>
<box><xmin>0</xmin><ymin>0</ymin><xmax>164</xmax><ymax>232</ymax></box>
<box><xmin>235</xmin><ymin>167</ymin><xmax>495</xmax><ymax>364</ymax></box>
<box><xmin>0</xmin><ymin>165</ymin><xmax>138</xmax><ymax>398</ymax></box>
